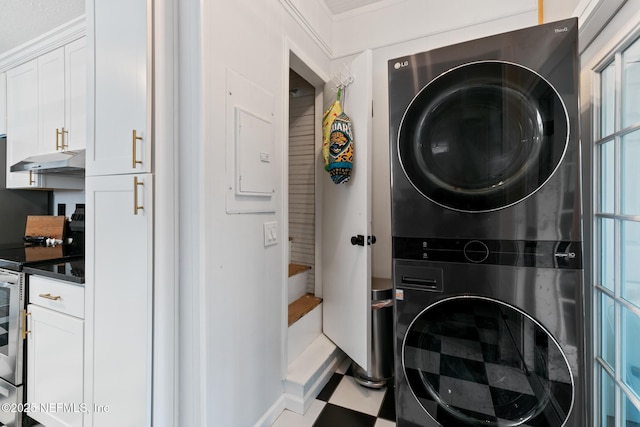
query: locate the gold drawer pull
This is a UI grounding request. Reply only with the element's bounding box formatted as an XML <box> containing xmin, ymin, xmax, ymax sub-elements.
<box><xmin>39</xmin><ymin>293</ymin><xmax>61</xmax><ymax>301</ymax></box>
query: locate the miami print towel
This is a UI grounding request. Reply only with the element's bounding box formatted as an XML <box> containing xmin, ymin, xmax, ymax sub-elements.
<box><xmin>328</xmin><ymin>112</ymin><xmax>354</xmax><ymax>184</ymax></box>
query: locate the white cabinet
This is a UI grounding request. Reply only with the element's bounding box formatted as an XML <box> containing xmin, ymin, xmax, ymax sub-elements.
<box><xmin>88</xmin><ymin>0</ymin><xmax>149</xmax><ymax>176</ymax></box>
<box><xmin>5</xmin><ymin>38</ymin><xmax>86</xmax><ymax>190</ymax></box>
<box><xmin>85</xmin><ymin>173</ymin><xmax>153</xmax><ymax>426</ymax></box>
<box><xmin>27</xmin><ymin>276</ymin><xmax>85</xmax><ymax>427</ymax></box>
<box><xmin>38</xmin><ymin>38</ymin><xmax>87</xmax><ymax>153</ymax></box>
<box><xmin>6</xmin><ymin>59</ymin><xmax>39</xmax><ymax>188</ymax></box>
<box><xmin>38</xmin><ymin>47</ymin><xmax>66</xmax><ymax>153</ymax></box>
<box><xmin>65</xmin><ymin>37</ymin><xmax>87</xmax><ymax>151</ymax></box>
<box><xmin>0</xmin><ymin>72</ymin><xmax>6</xmax><ymax>135</ymax></box>
<box><xmin>86</xmin><ymin>1</ymin><xmax>153</xmax><ymax>423</ymax></box>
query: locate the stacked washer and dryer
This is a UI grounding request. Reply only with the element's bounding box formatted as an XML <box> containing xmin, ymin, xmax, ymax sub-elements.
<box><xmin>388</xmin><ymin>19</ymin><xmax>585</xmax><ymax>427</ymax></box>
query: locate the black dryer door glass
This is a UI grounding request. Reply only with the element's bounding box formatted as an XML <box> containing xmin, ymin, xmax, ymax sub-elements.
<box><xmin>397</xmin><ymin>61</ymin><xmax>568</xmax><ymax>212</ymax></box>
<box><xmin>402</xmin><ymin>297</ymin><xmax>573</xmax><ymax>426</ymax></box>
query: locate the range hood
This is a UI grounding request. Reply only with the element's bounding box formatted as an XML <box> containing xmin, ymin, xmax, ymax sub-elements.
<box><xmin>10</xmin><ymin>149</ymin><xmax>86</xmax><ymax>175</ymax></box>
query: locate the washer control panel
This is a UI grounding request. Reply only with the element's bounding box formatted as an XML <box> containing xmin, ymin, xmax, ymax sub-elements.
<box><xmin>393</xmin><ymin>237</ymin><xmax>582</xmax><ymax>269</ymax></box>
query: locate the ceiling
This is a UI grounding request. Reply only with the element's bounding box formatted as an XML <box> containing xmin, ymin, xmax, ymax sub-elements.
<box><xmin>0</xmin><ymin>0</ymin><xmax>85</xmax><ymax>55</ymax></box>
<box><xmin>323</xmin><ymin>0</ymin><xmax>386</xmax><ymax>15</ymax></box>
<box><xmin>0</xmin><ymin>0</ymin><xmax>382</xmax><ymax>56</ymax></box>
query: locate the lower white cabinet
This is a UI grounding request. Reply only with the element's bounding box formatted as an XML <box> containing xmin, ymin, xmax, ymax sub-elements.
<box><xmin>27</xmin><ymin>277</ymin><xmax>85</xmax><ymax>427</ymax></box>
<box><xmin>85</xmin><ymin>173</ymin><xmax>153</xmax><ymax>426</ymax></box>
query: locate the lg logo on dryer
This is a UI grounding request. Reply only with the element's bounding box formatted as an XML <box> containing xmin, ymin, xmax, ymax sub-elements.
<box><xmin>394</xmin><ymin>60</ymin><xmax>409</xmax><ymax>70</ymax></box>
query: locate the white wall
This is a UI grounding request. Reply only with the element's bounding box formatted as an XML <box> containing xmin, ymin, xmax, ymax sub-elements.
<box><xmin>545</xmin><ymin>0</ymin><xmax>581</xmax><ymax>23</ymax></box>
<box><xmin>52</xmin><ymin>190</ymin><xmax>84</xmax><ymax>218</ymax></box>
<box><xmin>197</xmin><ymin>1</ymin><xmax>331</xmax><ymax>426</ymax></box>
<box><xmin>331</xmin><ymin>0</ymin><xmax>537</xmax><ymax>58</ymax></box>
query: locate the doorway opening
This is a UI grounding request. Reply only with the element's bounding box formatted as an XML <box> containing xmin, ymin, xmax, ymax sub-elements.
<box><xmin>286</xmin><ymin>68</ymin><xmax>322</xmax><ymax>366</ymax></box>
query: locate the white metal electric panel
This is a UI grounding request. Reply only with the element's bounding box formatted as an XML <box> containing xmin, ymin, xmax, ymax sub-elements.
<box><xmin>236</xmin><ymin>107</ymin><xmax>274</xmax><ymax>196</ymax></box>
<box><xmin>225</xmin><ymin>68</ymin><xmax>276</xmax><ymax>213</ymax></box>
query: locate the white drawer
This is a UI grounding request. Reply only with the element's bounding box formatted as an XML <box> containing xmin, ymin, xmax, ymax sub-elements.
<box><xmin>29</xmin><ymin>275</ymin><xmax>85</xmax><ymax>319</ymax></box>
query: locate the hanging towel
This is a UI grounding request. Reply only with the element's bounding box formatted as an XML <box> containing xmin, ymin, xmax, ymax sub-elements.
<box><xmin>322</xmin><ymin>100</ymin><xmax>343</xmax><ymax>170</ymax></box>
<box><xmin>328</xmin><ymin>112</ymin><xmax>354</xmax><ymax>184</ymax></box>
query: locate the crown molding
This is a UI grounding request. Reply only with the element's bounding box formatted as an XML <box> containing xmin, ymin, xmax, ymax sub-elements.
<box><xmin>575</xmin><ymin>0</ymin><xmax>626</xmax><ymax>53</ymax></box>
<box><xmin>280</xmin><ymin>0</ymin><xmax>333</xmax><ymax>58</ymax></box>
<box><xmin>0</xmin><ymin>15</ymin><xmax>86</xmax><ymax>73</ymax></box>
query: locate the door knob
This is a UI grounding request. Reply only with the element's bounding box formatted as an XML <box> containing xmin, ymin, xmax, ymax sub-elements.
<box><xmin>351</xmin><ymin>235</ymin><xmax>376</xmax><ymax>246</ymax></box>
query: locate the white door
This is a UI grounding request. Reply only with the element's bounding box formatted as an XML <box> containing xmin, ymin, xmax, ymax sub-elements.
<box><xmin>65</xmin><ymin>37</ymin><xmax>87</xmax><ymax>151</ymax></box>
<box><xmin>321</xmin><ymin>50</ymin><xmax>373</xmax><ymax>370</ymax></box>
<box><xmin>6</xmin><ymin>59</ymin><xmax>41</xmax><ymax>188</ymax></box>
<box><xmin>88</xmin><ymin>0</ymin><xmax>149</xmax><ymax>176</ymax></box>
<box><xmin>0</xmin><ymin>73</ymin><xmax>6</xmax><ymax>135</ymax></box>
<box><xmin>27</xmin><ymin>304</ymin><xmax>84</xmax><ymax>427</ymax></box>
<box><xmin>85</xmin><ymin>173</ymin><xmax>153</xmax><ymax>427</ymax></box>
<box><xmin>38</xmin><ymin>46</ymin><xmax>65</xmax><ymax>153</ymax></box>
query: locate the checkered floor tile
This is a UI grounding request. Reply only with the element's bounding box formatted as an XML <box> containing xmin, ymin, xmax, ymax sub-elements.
<box><xmin>271</xmin><ymin>358</ymin><xmax>396</xmax><ymax>427</ymax></box>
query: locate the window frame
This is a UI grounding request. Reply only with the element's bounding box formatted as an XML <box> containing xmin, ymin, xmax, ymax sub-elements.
<box><xmin>593</xmin><ymin>29</ymin><xmax>640</xmax><ymax>427</ymax></box>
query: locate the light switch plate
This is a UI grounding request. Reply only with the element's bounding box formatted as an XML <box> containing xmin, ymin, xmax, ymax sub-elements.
<box><xmin>264</xmin><ymin>221</ymin><xmax>278</xmax><ymax>246</ymax></box>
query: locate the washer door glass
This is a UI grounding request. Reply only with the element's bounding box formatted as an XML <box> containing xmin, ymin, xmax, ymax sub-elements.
<box><xmin>397</xmin><ymin>61</ymin><xmax>568</xmax><ymax>212</ymax></box>
<box><xmin>402</xmin><ymin>297</ymin><xmax>573</xmax><ymax>426</ymax></box>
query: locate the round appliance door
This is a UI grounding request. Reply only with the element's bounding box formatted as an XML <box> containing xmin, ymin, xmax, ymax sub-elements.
<box><xmin>397</xmin><ymin>61</ymin><xmax>568</xmax><ymax>212</ymax></box>
<box><xmin>402</xmin><ymin>296</ymin><xmax>573</xmax><ymax>426</ymax></box>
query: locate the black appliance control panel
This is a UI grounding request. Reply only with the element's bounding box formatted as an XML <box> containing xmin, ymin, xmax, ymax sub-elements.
<box><xmin>393</xmin><ymin>237</ymin><xmax>582</xmax><ymax>269</ymax></box>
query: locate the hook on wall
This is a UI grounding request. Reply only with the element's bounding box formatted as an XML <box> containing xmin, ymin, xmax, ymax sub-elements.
<box><xmin>331</xmin><ymin>63</ymin><xmax>354</xmax><ymax>99</ymax></box>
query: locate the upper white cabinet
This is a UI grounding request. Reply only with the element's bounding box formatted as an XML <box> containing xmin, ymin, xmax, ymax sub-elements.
<box><xmin>6</xmin><ymin>59</ymin><xmax>40</xmax><ymax>188</ymax></box>
<box><xmin>0</xmin><ymin>72</ymin><xmax>6</xmax><ymax>135</ymax></box>
<box><xmin>5</xmin><ymin>37</ymin><xmax>86</xmax><ymax>190</ymax></box>
<box><xmin>87</xmin><ymin>0</ymin><xmax>149</xmax><ymax>176</ymax></box>
<box><xmin>65</xmin><ymin>37</ymin><xmax>87</xmax><ymax>151</ymax></box>
<box><xmin>38</xmin><ymin>47</ymin><xmax>65</xmax><ymax>153</ymax></box>
<box><xmin>38</xmin><ymin>38</ymin><xmax>87</xmax><ymax>153</ymax></box>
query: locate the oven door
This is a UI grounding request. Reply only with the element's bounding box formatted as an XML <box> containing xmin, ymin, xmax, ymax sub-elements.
<box><xmin>0</xmin><ymin>271</ymin><xmax>23</xmax><ymax>386</ymax></box>
<box><xmin>0</xmin><ymin>376</ymin><xmax>23</xmax><ymax>427</ymax></box>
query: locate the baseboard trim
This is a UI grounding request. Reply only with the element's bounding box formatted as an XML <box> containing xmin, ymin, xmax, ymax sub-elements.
<box><xmin>283</xmin><ymin>334</ymin><xmax>345</xmax><ymax>414</ymax></box>
<box><xmin>253</xmin><ymin>395</ymin><xmax>286</xmax><ymax>427</ymax></box>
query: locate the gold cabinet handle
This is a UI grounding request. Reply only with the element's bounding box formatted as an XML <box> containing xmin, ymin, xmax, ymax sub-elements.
<box><xmin>132</xmin><ymin>130</ymin><xmax>143</xmax><ymax>168</ymax></box>
<box><xmin>29</xmin><ymin>171</ymin><xmax>36</xmax><ymax>186</ymax></box>
<box><xmin>56</xmin><ymin>127</ymin><xmax>68</xmax><ymax>150</ymax></box>
<box><xmin>39</xmin><ymin>293</ymin><xmax>61</xmax><ymax>301</ymax></box>
<box><xmin>134</xmin><ymin>176</ymin><xmax>144</xmax><ymax>215</ymax></box>
<box><xmin>22</xmin><ymin>310</ymin><xmax>31</xmax><ymax>340</ymax></box>
<box><xmin>61</xmin><ymin>127</ymin><xmax>68</xmax><ymax>150</ymax></box>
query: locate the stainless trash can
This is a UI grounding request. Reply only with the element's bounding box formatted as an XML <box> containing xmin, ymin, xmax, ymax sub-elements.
<box><xmin>352</xmin><ymin>278</ymin><xmax>394</xmax><ymax>389</ymax></box>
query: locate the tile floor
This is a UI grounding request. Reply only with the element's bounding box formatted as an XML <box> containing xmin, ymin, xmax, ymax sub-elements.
<box><xmin>272</xmin><ymin>358</ymin><xmax>396</xmax><ymax>427</ymax></box>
